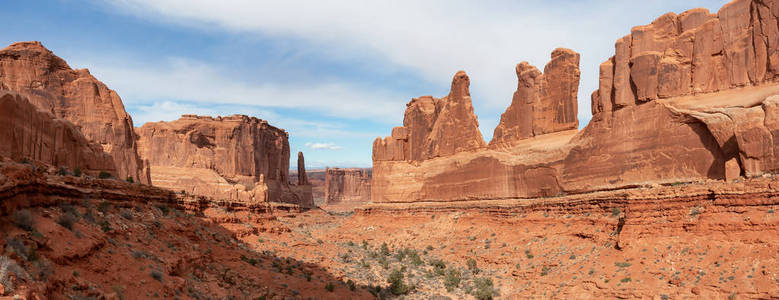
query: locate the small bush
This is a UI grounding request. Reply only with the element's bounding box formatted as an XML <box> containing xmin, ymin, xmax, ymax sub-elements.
<box><xmin>615</xmin><ymin>261</ymin><xmax>631</xmax><ymax>268</ymax></box>
<box><xmin>151</xmin><ymin>270</ymin><xmax>163</xmax><ymax>282</ymax></box>
<box><xmin>408</xmin><ymin>250</ymin><xmax>423</xmax><ymax>266</ymax></box>
<box><xmin>56</xmin><ymin>166</ymin><xmax>69</xmax><ymax>176</ymax></box>
<box><xmin>73</xmin><ymin>167</ymin><xmax>82</xmax><ymax>177</ymax></box>
<box><xmin>346</xmin><ymin>279</ymin><xmax>356</xmax><ymax>291</ymax></box>
<box><xmin>57</xmin><ymin>212</ymin><xmax>78</xmax><ymax>231</ymax></box>
<box><xmin>120</xmin><ymin>209</ymin><xmax>133</xmax><ymax>220</ymax></box>
<box><xmin>98</xmin><ymin>201</ymin><xmax>112</xmax><ymax>213</ymax></box>
<box><xmin>387</xmin><ymin>269</ymin><xmax>410</xmax><ymax>295</ymax></box>
<box><xmin>380</xmin><ymin>242</ymin><xmax>391</xmax><ymax>256</ymax></box>
<box><xmin>444</xmin><ymin>269</ymin><xmax>461</xmax><ymax>291</ymax></box>
<box><xmin>467</xmin><ymin>258</ymin><xmax>479</xmax><ymax>274</ymax></box>
<box><xmin>98</xmin><ymin>171</ymin><xmax>112</xmax><ymax>179</ymax></box>
<box><xmin>525</xmin><ymin>249</ymin><xmax>534</xmax><ymax>259</ymax></box>
<box><xmin>611</xmin><ymin>207</ymin><xmax>621</xmax><ymax>217</ymax></box>
<box><xmin>620</xmin><ymin>277</ymin><xmax>632</xmax><ymax>283</ymax></box>
<box><xmin>471</xmin><ymin>277</ymin><xmax>496</xmax><ymax>300</ymax></box>
<box><xmin>325</xmin><ymin>282</ymin><xmax>335</xmax><ymax>292</ymax></box>
<box><xmin>126</xmin><ymin>176</ymin><xmax>134</xmax><ymax>183</ymax></box>
<box><xmin>12</xmin><ymin>210</ymin><xmax>34</xmax><ymax>231</ymax></box>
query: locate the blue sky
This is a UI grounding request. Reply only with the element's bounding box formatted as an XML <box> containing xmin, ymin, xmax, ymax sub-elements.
<box><xmin>2</xmin><ymin>0</ymin><xmax>729</xmax><ymax>169</ymax></box>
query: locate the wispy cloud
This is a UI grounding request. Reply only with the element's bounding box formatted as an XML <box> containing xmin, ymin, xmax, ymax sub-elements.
<box><xmin>305</xmin><ymin>142</ymin><xmax>344</xmax><ymax>151</ymax></box>
<box><xmin>74</xmin><ymin>56</ymin><xmax>406</xmax><ymax>124</ymax></box>
<box><xmin>101</xmin><ymin>0</ymin><xmax>729</xmax><ymax>129</ymax></box>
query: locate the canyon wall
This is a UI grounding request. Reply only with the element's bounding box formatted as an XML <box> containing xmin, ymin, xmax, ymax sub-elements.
<box><xmin>0</xmin><ymin>41</ymin><xmax>148</xmax><ymax>184</ymax></box>
<box><xmin>0</xmin><ymin>91</ymin><xmax>115</xmax><ymax>174</ymax></box>
<box><xmin>372</xmin><ymin>0</ymin><xmax>779</xmax><ymax>203</ymax></box>
<box><xmin>136</xmin><ymin>114</ymin><xmax>313</xmax><ymax>207</ymax></box>
<box><xmin>324</xmin><ymin>168</ymin><xmax>371</xmax><ymax>205</ymax></box>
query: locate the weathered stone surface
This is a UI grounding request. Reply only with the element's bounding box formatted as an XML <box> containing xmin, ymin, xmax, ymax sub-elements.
<box><xmin>491</xmin><ymin>48</ymin><xmax>580</xmax><ymax>146</ymax></box>
<box><xmin>373</xmin><ymin>71</ymin><xmax>486</xmax><ymax>162</ymax></box>
<box><xmin>297</xmin><ymin>152</ymin><xmax>308</xmax><ymax>185</ymax></box>
<box><xmin>136</xmin><ymin>114</ymin><xmax>313</xmax><ymax>207</ymax></box>
<box><xmin>0</xmin><ymin>41</ymin><xmax>147</xmax><ymax>184</ymax></box>
<box><xmin>0</xmin><ymin>92</ymin><xmax>115</xmax><ymax>174</ymax></box>
<box><xmin>593</xmin><ymin>0</ymin><xmax>779</xmax><ymax>118</ymax></box>
<box><xmin>372</xmin><ymin>0</ymin><xmax>779</xmax><ymax>204</ymax></box>
<box><xmin>324</xmin><ymin>168</ymin><xmax>371</xmax><ymax>205</ymax></box>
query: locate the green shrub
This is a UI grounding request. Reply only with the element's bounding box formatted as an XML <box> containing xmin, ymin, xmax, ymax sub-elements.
<box><xmin>380</xmin><ymin>242</ymin><xmax>391</xmax><ymax>256</ymax></box>
<box><xmin>151</xmin><ymin>270</ymin><xmax>163</xmax><ymax>282</ymax></box>
<box><xmin>120</xmin><ymin>209</ymin><xmax>133</xmax><ymax>220</ymax></box>
<box><xmin>471</xmin><ymin>277</ymin><xmax>496</xmax><ymax>300</ymax></box>
<box><xmin>73</xmin><ymin>167</ymin><xmax>82</xmax><ymax>177</ymax></box>
<box><xmin>444</xmin><ymin>269</ymin><xmax>461</xmax><ymax>291</ymax></box>
<box><xmin>98</xmin><ymin>171</ymin><xmax>111</xmax><ymax>179</ymax></box>
<box><xmin>346</xmin><ymin>279</ymin><xmax>356</xmax><ymax>291</ymax></box>
<box><xmin>620</xmin><ymin>277</ymin><xmax>632</xmax><ymax>283</ymax></box>
<box><xmin>325</xmin><ymin>282</ymin><xmax>335</xmax><ymax>292</ymax></box>
<box><xmin>126</xmin><ymin>176</ymin><xmax>134</xmax><ymax>183</ymax></box>
<box><xmin>57</xmin><ymin>212</ymin><xmax>78</xmax><ymax>231</ymax></box>
<box><xmin>387</xmin><ymin>269</ymin><xmax>410</xmax><ymax>295</ymax></box>
<box><xmin>12</xmin><ymin>210</ymin><xmax>34</xmax><ymax>231</ymax></box>
<box><xmin>615</xmin><ymin>261</ymin><xmax>631</xmax><ymax>268</ymax></box>
<box><xmin>408</xmin><ymin>250</ymin><xmax>423</xmax><ymax>266</ymax></box>
<box><xmin>56</xmin><ymin>166</ymin><xmax>69</xmax><ymax>176</ymax></box>
<box><xmin>467</xmin><ymin>258</ymin><xmax>479</xmax><ymax>274</ymax></box>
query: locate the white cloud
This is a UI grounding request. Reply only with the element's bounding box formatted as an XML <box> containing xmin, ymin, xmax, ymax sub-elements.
<box><xmin>305</xmin><ymin>142</ymin><xmax>344</xmax><ymax>151</ymax></box>
<box><xmin>101</xmin><ymin>0</ymin><xmax>729</xmax><ymax>129</ymax></box>
<box><xmin>74</xmin><ymin>56</ymin><xmax>406</xmax><ymax>124</ymax></box>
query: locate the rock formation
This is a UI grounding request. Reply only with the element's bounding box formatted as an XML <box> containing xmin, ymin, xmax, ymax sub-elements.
<box><xmin>491</xmin><ymin>48</ymin><xmax>580</xmax><ymax>146</ymax></box>
<box><xmin>0</xmin><ymin>91</ymin><xmax>115</xmax><ymax>174</ymax></box>
<box><xmin>324</xmin><ymin>168</ymin><xmax>371</xmax><ymax>205</ymax></box>
<box><xmin>136</xmin><ymin>114</ymin><xmax>313</xmax><ymax>207</ymax></box>
<box><xmin>373</xmin><ymin>0</ymin><xmax>779</xmax><ymax>203</ymax></box>
<box><xmin>297</xmin><ymin>152</ymin><xmax>308</xmax><ymax>185</ymax></box>
<box><xmin>0</xmin><ymin>41</ymin><xmax>147</xmax><ymax>184</ymax></box>
<box><xmin>373</xmin><ymin>71</ymin><xmax>486</xmax><ymax>162</ymax></box>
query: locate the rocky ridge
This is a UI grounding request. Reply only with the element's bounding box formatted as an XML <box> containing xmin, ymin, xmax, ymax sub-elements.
<box><xmin>372</xmin><ymin>0</ymin><xmax>779</xmax><ymax>203</ymax></box>
<box><xmin>136</xmin><ymin>114</ymin><xmax>314</xmax><ymax>207</ymax></box>
<box><xmin>0</xmin><ymin>41</ymin><xmax>148</xmax><ymax>184</ymax></box>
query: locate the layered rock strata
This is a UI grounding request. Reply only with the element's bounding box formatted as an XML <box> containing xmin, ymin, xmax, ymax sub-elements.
<box><xmin>0</xmin><ymin>92</ymin><xmax>115</xmax><ymax>174</ymax></box>
<box><xmin>491</xmin><ymin>48</ymin><xmax>580</xmax><ymax>146</ymax></box>
<box><xmin>0</xmin><ymin>41</ymin><xmax>147</xmax><ymax>183</ymax></box>
<box><xmin>136</xmin><ymin>114</ymin><xmax>313</xmax><ymax>207</ymax></box>
<box><xmin>373</xmin><ymin>71</ymin><xmax>486</xmax><ymax>162</ymax></box>
<box><xmin>324</xmin><ymin>168</ymin><xmax>371</xmax><ymax>205</ymax></box>
<box><xmin>373</xmin><ymin>0</ymin><xmax>779</xmax><ymax>203</ymax></box>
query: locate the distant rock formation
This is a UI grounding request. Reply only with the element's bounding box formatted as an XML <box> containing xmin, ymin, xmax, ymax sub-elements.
<box><xmin>372</xmin><ymin>0</ymin><xmax>779</xmax><ymax>203</ymax></box>
<box><xmin>324</xmin><ymin>168</ymin><xmax>371</xmax><ymax>205</ymax></box>
<box><xmin>373</xmin><ymin>71</ymin><xmax>486</xmax><ymax>162</ymax></box>
<box><xmin>136</xmin><ymin>114</ymin><xmax>313</xmax><ymax>207</ymax></box>
<box><xmin>0</xmin><ymin>41</ymin><xmax>147</xmax><ymax>184</ymax></box>
<box><xmin>297</xmin><ymin>152</ymin><xmax>308</xmax><ymax>185</ymax></box>
<box><xmin>491</xmin><ymin>48</ymin><xmax>580</xmax><ymax>146</ymax></box>
<box><xmin>0</xmin><ymin>92</ymin><xmax>115</xmax><ymax>173</ymax></box>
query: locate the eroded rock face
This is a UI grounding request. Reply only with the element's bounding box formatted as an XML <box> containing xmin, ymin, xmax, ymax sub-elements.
<box><xmin>593</xmin><ymin>0</ymin><xmax>779</xmax><ymax>115</ymax></box>
<box><xmin>491</xmin><ymin>48</ymin><xmax>580</xmax><ymax>146</ymax></box>
<box><xmin>372</xmin><ymin>0</ymin><xmax>779</xmax><ymax>203</ymax></box>
<box><xmin>136</xmin><ymin>115</ymin><xmax>313</xmax><ymax>207</ymax></box>
<box><xmin>297</xmin><ymin>152</ymin><xmax>308</xmax><ymax>185</ymax></box>
<box><xmin>373</xmin><ymin>71</ymin><xmax>486</xmax><ymax>162</ymax></box>
<box><xmin>324</xmin><ymin>168</ymin><xmax>371</xmax><ymax>205</ymax></box>
<box><xmin>0</xmin><ymin>41</ymin><xmax>147</xmax><ymax>184</ymax></box>
<box><xmin>0</xmin><ymin>92</ymin><xmax>115</xmax><ymax>174</ymax></box>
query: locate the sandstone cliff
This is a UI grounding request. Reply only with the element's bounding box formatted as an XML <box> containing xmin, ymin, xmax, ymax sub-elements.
<box><xmin>0</xmin><ymin>92</ymin><xmax>115</xmax><ymax>174</ymax></box>
<box><xmin>324</xmin><ymin>168</ymin><xmax>371</xmax><ymax>205</ymax></box>
<box><xmin>136</xmin><ymin>114</ymin><xmax>313</xmax><ymax>207</ymax></box>
<box><xmin>373</xmin><ymin>71</ymin><xmax>486</xmax><ymax>162</ymax></box>
<box><xmin>491</xmin><ymin>48</ymin><xmax>580</xmax><ymax>146</ymax></box>
<box><xmin>0</xmin><ymin>41</ymin><xmax>147</xmax><ymax>183</ymax></box>
<box><xmin>372</xmin><ymin>0</ymin><xmax>779</xmax><ymax>203</ymax></box>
